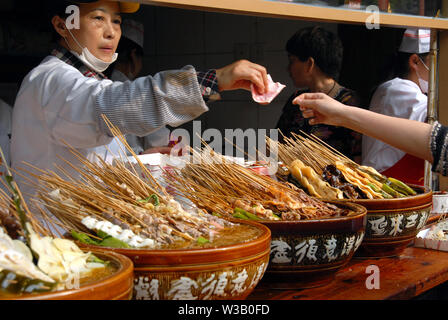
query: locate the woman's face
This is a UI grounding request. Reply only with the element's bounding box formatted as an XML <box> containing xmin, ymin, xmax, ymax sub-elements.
<box><xmin>65</xmin><ymin>1</ymin><xmax>122</xmax><ymax>62</ymax></box>
<box><xmin>287</xmin><ymin>54</ymin><xmax>309</xmax><ymax>88</ymax></box>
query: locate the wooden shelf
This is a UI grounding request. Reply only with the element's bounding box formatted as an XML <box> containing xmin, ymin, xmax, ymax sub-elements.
<box><xmin>248</xmin><ymin>246</ymin><xmax>448</xmax><ymax>300</ymax></box>
<box><xmin>135</xmin><ymin>0</ymin><xmax>448</xmax><ymax>29</ymax></box>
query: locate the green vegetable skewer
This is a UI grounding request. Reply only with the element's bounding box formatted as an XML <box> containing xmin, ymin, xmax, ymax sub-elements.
<box><xmin>382</xmin><ymin>183</ymin><xmax>405</xmax><ymax>198</ymax></box>
<box><xmin>234</xmin><ymin>207</ymin><xmax>262</xmax><ymax>221</ymax></box>
<box><xmin>388</xmin><ymin>177</ymin><xmax>417</xmax><ymax>196</ymax></box>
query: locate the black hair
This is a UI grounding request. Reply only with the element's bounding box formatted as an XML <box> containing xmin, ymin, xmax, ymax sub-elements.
<box><xmin>377</xmin><ymin>51</ymin><xmax>429</xmax><ymax>85</ymax></box>
<box><xmin>45</xmin><ymin>0</ymin><xmax>79</xmax><ymax>43</ymax></box>
<box><xmin>286</xmin><ymin>26</ymin><xmax>343</xmax><ymax>80</ymax></box>
<box><xmin>394</xmin><ymin>52</ymin><xmax>429</xmax><ymax>79</ymax></box>
<box><xmin>104</xmin><ymin>37</ymin><xmax>144</xmax><ymax>78</ymax></box>
<box><xmin>367</xmin><ymin>51</ymin><xmax>429</xmax><ymax>104</ymax></box>
<box><xmin>45</xmin><ymin>0</ymin><xmax>77</xmax><ymax>18</ymax></box>
<box><xmin>115</xmin><ymin>37</ymin><xmax>144</xmax><ymax>63</ymax></box>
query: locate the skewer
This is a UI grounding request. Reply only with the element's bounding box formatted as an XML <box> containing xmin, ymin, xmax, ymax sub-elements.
<box><xmin>169</xmin><ymin>147</ymin><xmax>342</xmax><ymax>221</ymax></box>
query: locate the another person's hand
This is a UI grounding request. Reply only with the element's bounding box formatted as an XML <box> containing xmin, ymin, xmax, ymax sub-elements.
<box><xmin>215</xmin><ymin>60</ymin><xmax>268</xmax><ymax>94</ymax></box>
<box><xmin>293</xmin><ymin>92</ymin><xmax>349</xmax><ymax>127</ymax></box>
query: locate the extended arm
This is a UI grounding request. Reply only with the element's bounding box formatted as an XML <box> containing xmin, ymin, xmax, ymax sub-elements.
<box><xmin>294</xmin><ymin>92</ymin><xmax>433</xmax><ymax>163</ymax></box>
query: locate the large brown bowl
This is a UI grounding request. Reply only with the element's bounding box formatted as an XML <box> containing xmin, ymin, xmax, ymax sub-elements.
<box><xmin>1</xmin><ymin>249</ymin><xmax>134</xmax><ymax>300</ymax></box>
<box><xmin>257</xmin><ymin>201</ymin><xmax>367</xmax><ymax>289</ymax></box>
<box><xmin>79</xmin><ymin>219</ymin><xmax>271</xmax><ymax>300</ymax></box>
<box><xmin>348</xmin><ymin>184</ymin><xmax>432</xmax><ymax>258</ymax></box>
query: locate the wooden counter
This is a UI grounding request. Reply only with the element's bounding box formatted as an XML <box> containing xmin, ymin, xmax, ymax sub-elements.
<box><xmin>248</xmin><ymin>246</ymin><xmax>448</xmax><ymax>300</ymax></box>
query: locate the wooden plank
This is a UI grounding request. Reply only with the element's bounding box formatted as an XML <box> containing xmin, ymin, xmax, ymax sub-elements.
<box><xmin>248</xmin><ymin>247</ymin><xmax>448</xmax><ymax>300</ymax></box>
<box><xmin>135</xmin><ymin>0</ymin><xmax>448</xmax><ymax>30</ymax></box>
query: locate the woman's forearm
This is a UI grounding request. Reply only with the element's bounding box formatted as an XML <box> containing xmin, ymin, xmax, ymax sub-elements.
<box><xmin>295</xmin><ymin>92</ymin><xmax>434</xmax><ymax>163</ymax></box>
<box><xmin>341</xmin><ymin>106</ymin><xmax>433</xmax><ymax>163</ymax></box>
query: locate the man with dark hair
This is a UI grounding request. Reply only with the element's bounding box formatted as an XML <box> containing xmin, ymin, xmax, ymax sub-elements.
<box><xmin>276</xmin><ymin>26</ymin><xmax>361</xmax><ymax>163</ymax></box>
<box><xmin>285</xmin><ymin>26</ymin><xmax>343</xmax><ymax>80</ymax></box>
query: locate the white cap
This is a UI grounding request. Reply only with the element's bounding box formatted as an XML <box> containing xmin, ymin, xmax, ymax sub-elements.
<box><xmin>398</xmin><ymin>28</ymin><xmax>430</xmax><ymax>54</ymax></box>
<box><xmin>121</xmin><ymin>19</ymin><xmax>144</xmax><ymax>50</ymax></box>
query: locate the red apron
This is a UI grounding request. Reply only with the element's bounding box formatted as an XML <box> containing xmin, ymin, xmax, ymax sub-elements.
<box><xmin>380</xmin><ymin>153</ymin><xmax>425</xmax><ymax>186</ymax></box>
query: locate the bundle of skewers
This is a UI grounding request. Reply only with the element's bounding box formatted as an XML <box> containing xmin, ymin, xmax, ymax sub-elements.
<box><xmin>271</xmin><ymin>132</ymin><xmax>417</xmax><ymax>200</ymax></box>
<box><xmin>165</xmin><ymin>146</ymin><xmax>355</xmax><ymax>221</ymax></box>
<box><xmin>0</xmin><ymin>150</ymin><xmax>110</xmax><ymax>296</ymax></box>
<box><xmin>20</xmin><ymin>118</ymin><xmax>235</xmax><ymax>250</ymax></box>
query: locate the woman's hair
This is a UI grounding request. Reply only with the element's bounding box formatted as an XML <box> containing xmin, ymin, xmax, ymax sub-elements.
<box><xmin>45</xmin><ymin>0</ymin><xmax>79</xmax><ymax>43</ymax></box>
<box><xmin>394</xmin><ymin>52</ymin><xmax>429</xmax><ymax>79</ymax></box>
<box><xmin>377</xmin><ymin>52</ymin><xmax>429</xmax><ymax>83</ymax></box>
<box><xmin>286</xmin><ymin>26</ymin><xmax>344</xmax><ymax>80</ymax></box>
<box><xmin>368</xmin><ymin>51</ymin><xmax>429</xmax><ymax>104</ymax></box>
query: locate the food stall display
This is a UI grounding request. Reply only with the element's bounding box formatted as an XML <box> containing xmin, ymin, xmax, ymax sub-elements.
<box><xmin>275</xmin><ymin>132</ymin><xmax>418</xmax><ymax>200</ymax></box>
<box><xmin>168</xmin><ymin>146</ymin><xmax>357</xmax><ymax>221</ymax></box>
<box><xmin>272</xmin><ymin>132</ymin><xmax>432</xmax><ymax>257</ymax></box>
<box><xmin>0</xmin><ymin>166</ymin><xmax>133</xmax><ymax>300</ymax></box>
<box><xmin>4</xmin><ymin>0</ymin><xmax>448</xmax><ymax>301</ymax></box>
<box><xmin>167</xmin><ymin>148</ymin><xmax>366</xmax><ymax>289</ymax></box>
<box><xmin>127</xmin><ymin>0</ymin><xmax>448</xmax><ymax>297</ymax></box>
<box><xmin>29</xmin><ymin>133</ymin><xmax>271</xmax><ymax>300</ymax></box>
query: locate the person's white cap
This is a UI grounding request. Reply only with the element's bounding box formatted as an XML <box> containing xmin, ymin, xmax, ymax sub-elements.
<box><xmin>398</xmin><ymin>28</ymin><xmax>430</xmax><ymax>54</ymax></box>
<box><xmin>121</xmin><ymin>19</ymin><xmax>144</xmax><ymax>50</ymax></box>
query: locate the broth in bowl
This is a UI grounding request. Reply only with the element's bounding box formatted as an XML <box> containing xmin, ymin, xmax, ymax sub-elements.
<box><xmin>162</xmin><ymin>222</ymin><xmax>264</xmax><ymax>250</ymax></box>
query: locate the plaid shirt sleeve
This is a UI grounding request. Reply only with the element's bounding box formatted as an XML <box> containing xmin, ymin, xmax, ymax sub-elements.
<box><xmin>197</xmin><ymin>69</ymin><xmax>221</xmax><ymax>103</ymax></box>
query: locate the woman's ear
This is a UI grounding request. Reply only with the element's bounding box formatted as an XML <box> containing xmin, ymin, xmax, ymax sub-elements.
<box><xmin>51</xmin><ymin>16</ymin><xmax>68</xmax><ymax>39</ymax></box>
<box><xmin>408</xmin><ymin>53</ymin><xmax>420</xmax><ymax>72</ymax></box>
<box><xmin>306</xmin><ymin>57</ymin><xmax>315</xmax><ymax>74</ymax></box>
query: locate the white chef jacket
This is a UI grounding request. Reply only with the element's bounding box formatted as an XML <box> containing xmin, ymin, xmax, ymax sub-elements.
<box><xmin>11</xmin><ymin>55</ymin><xmax>208</xmax><ymax>199</ymax></box>
<box><xmin>111</xmin><ymin>69</ymin><xmax>171</xmax><ymax>154</ymax></box>
<box><xmin>362</xmin><ymin>77</ymin><xmax>427</xmax><ymax>172</ymax></box>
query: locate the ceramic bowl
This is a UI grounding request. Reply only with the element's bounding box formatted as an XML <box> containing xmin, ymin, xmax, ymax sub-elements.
<box><xmin>257</xmin><ymin>201</ymin><xmax>367</xmax><ymax>289</ymax></box>
<box><xmin>2</xmin><ymin>249</ymin><xmax>134</xmax><ymax>300</ymax></box>
<box><xmin>79</xmin><ymin>219</ymin><xmax>271</xmax><ymax>300</ymax></box>
<box><xmin>349</xmin><ymin>185</ymin><xmax>432</xmax><ymax>258</ymax></box>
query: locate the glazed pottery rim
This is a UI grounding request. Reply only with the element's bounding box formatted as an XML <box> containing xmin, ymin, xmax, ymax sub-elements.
<box><xmin>4</xmin><ymin>248</ymin><xmax>133</xmax><ymax>300</ymax></box>
<box><xmin>132</xmin><ymin>248</ymin><xmax>271</xmax><ymax>270</ymax></box>
<box><xmin>77</xmin><ymin>219</ymin><xmax>271</xmax><ymax>255</ymax></box>
<box><xmin>258</xmin><ymin>201</ymin><xmax>367</xmax><ymax>225</ymax></box>
<box><xmin>364</xmin><ymin>202</ymin><xmax>432</xmax><ymax>214</ymax></box>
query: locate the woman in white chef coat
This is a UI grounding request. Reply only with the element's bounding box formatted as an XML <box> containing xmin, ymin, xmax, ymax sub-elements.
<box><xmin>108</xmin><ymin>19</ymin><xmax>173</xmax><ymax>155</ymax></box>
<box><xmin>362</xmin><ymin>28</ymin><xmax>430</xmax><ymax>186</ymax></box>
<box><xmin>10</xmin><ymin>0</ymin><xmax>269</xmax><ymax>199</ymax></box>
